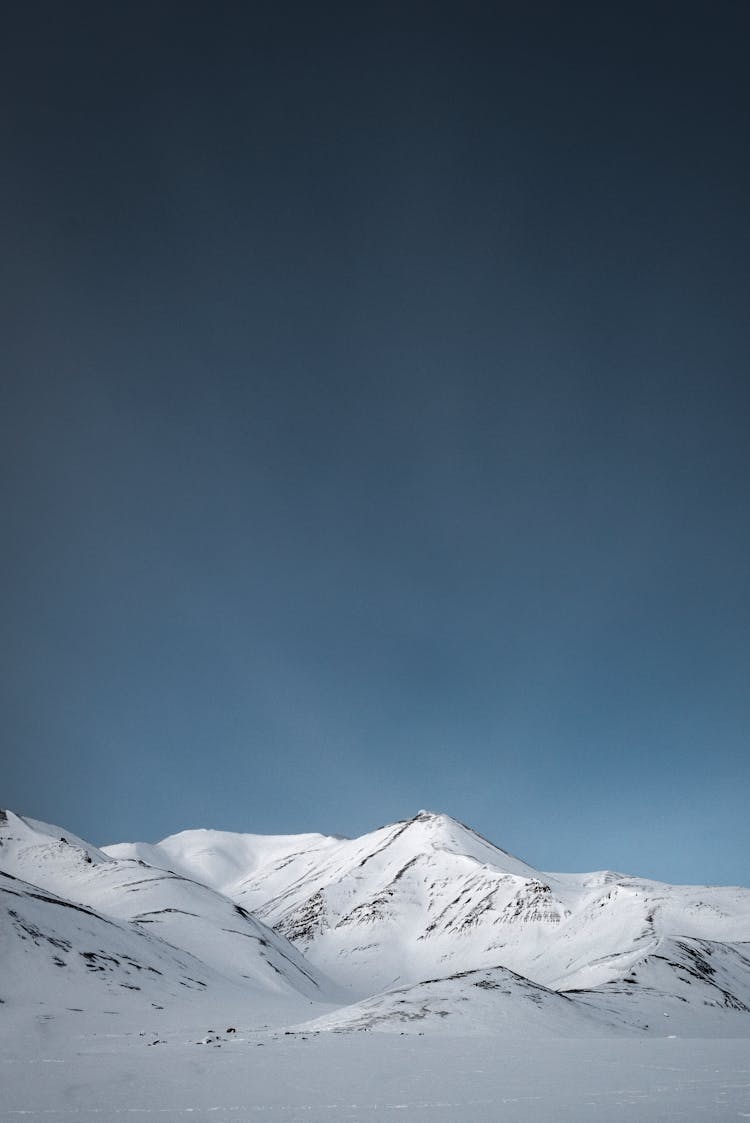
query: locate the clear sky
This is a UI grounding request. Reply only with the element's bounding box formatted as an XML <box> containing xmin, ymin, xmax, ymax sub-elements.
<box><xmin>2</xmin><ymin>3</ymin><xmax>749</xmax><ymax>886</ymax></box>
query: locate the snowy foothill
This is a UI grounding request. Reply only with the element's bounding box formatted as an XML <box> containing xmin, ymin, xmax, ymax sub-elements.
<box><xmin>1</xmin><ymin>807</ymin><xmax>749</xmax><ymax>1120</ymax></box>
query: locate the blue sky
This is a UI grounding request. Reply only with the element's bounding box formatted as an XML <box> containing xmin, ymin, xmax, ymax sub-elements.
<box><xmin>2</xmin><ymin>3</ymin><xmax>749</xmax><ymax>885</ymax></box>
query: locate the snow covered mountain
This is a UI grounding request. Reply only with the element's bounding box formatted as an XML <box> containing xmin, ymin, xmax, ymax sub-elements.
<box><xmin>296</xmin><ymin>964</ymin><xmax>612</xmax><ymax>1037</ymax></box>
<box><xmin>572</xmin><ymin>935</ymin><xmax>750</xmax><ymax>1037</ymax></box>
<box><xmin>3</xmin><ymin>807</ymin><xmax>749</xmax><ymax>1037</ymax></box>
<box><xmin>109</xmin><ymin>809</ymin><xmax>750</xmax><ymax>1003</ymax></box>
<box><xmin>0</xmin><ymin>809</ymin><xmax>341</xmax><ymax>1030</ymax></box>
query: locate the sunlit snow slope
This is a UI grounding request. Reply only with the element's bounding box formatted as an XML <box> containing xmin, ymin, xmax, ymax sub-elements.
<box><xmin>0</xmin><ymin>810</ymin><xmax>341</xmax><ymax>1026</ymax></box>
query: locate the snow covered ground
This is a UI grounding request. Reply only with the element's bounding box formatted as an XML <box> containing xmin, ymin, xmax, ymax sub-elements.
<box><xmin>2</xmin><ymin>1019</ymin><xmax>749</xmax><ymax>1121</ymax></box>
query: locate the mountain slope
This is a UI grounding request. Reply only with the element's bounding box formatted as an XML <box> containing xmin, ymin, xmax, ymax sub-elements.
<box><xmin>126</xmin><ymin>810</ymin><xmax>558</xmax><ymax>995</ymax></box>
<box><xmin>1</xmin><ymin>867</ymin><xmax>215</xmax><ymax>1018</ymax></box>
<box><xmin>571</xmin><ymin>936</ymin><xmax>750</xmax><ymax>1036</ymax></box>
<box><xmin>0</xmin><ymin>810</ymin><xmax>339</xmax><ymax>1009</ymax></box>
<box><xmin>296</xmin><ymin>963</ymin><xmax>614</xmax><ymax>1037</ymax></box>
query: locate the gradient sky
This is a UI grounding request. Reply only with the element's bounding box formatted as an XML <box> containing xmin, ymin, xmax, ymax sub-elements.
<box><xmin>2</xmin><ymin>3</ymin><xmax>749</xmax><ymax>886</ymax></box>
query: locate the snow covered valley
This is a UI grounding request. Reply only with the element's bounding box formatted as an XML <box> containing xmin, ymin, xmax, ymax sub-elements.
<box><xmin>2</xmin><ymin>807</ymin><xmax>749</xmax><ymax>1120</ymax></box>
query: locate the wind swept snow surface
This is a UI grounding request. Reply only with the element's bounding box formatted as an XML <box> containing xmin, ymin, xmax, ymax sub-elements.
<box><xmin>1</xmin><ymin>1030</ymin><xmax>749</xmax><ymax>1122</ymax></box>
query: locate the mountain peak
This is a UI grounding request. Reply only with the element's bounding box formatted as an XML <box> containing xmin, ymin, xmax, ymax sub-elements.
<box><xmin>413</xmin><ymin>809</ymin><xmax>451</xmax><ymax>824</ymax></box>
<box><xmin>410</xmin><ymin>809</ymin><xmax>482</xmax><ymax>831</ymax></box>
<box><xmin>397</xmin><ymin>810</ymin><xmax>538</xmax><ymax>879</ymax></box>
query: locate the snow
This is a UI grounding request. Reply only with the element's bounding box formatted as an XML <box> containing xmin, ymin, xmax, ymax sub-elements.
<box><xmin>106</xmin><ymin>826</ymin><xmax>340</xmax><ymax>895</ymax></box>
<box><xmin>2</xmin><ymin>806</ymin><xmax>749</xmax><ymax>1120</ymax></box>
<box><xmin>1</xmin><ymin>1025</ymin><xmax>749</xmax><ymax>1121</ymax></box>
<box><xmin>0</xmin><ymin>811</ymin><xmax>339</xmax><ymax>1004</ymax></box>
<box><xmin>118</xmin><ymin>809</ymin><xmax>749</xmax><ymax>1003</ymax></box>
